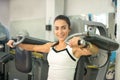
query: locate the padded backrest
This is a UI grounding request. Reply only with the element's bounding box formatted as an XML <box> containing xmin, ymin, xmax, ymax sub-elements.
<box><xmin>74</xmin><ymin>56</ymin><xmax>86</xmax><ymax>80</ymax></box>
<box><xmin>15</xmin><ymin>47</ymin><xmax>32</xmax><ymax>73</ymax></box>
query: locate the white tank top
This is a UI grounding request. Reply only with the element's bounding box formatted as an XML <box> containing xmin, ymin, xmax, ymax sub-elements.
<box><xmin>47</xmin><ymin>45</ymin><xmax>79</xmax><ymax>80</ymax></box>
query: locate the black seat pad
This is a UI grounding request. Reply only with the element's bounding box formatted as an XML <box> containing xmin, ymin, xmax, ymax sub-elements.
<box><xmin>15</xmin><ymin>47</ymin><xmax>32</xmax><ymax>73</ymax></box>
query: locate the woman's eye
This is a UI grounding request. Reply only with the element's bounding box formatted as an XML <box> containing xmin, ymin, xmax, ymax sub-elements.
<box><xmin>55</xmin><ymin>25</ymin><xmax>67</xmax><ymax>30</ymax></box>
<box><xmin>61</xmin><ymin>26</ymin><xmax>66</xmax><ymax>30</ymax></box>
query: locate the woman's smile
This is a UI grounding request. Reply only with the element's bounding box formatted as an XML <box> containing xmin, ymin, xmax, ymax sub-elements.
<box><xmin>54</xmin><ymin>20</ymin><xmax>70</xmax><ymax>41</ymax></box>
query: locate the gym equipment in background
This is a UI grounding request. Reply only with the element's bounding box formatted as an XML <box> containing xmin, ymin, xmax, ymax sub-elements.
<box><xmin>68</xmin><ymin>17</ymin><xmax>119</xmax><ymax>80</ymax></box>
<box><xmin>0</xmin><ymin>23</ymin><xmax>13</xmax><ymax>80</ymax></box>
<box><xmin>10</xmin><ymin>31</ymin><xmax>49</xmax><ymax>80</ymax></box>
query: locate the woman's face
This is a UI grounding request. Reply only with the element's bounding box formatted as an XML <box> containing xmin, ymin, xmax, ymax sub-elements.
<box><xmin>54</xmin><ymin>19</ymin><xmax>70</xmax><ymax>42</ymax></box>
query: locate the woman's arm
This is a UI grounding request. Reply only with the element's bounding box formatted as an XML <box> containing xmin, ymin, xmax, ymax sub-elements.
<box><xmin>69</xmin><ymin>37</ymin><xmax>99</xmax><ymax>58</ymax></box>
<box><xmin>7</xmin><ymin>40</ymin><xmax>53</xmax><ymax>53</ymax></box>
<box><xmin>19</xmin><ymin>42</ymin><xmax>53</xmax><ymax>53</ymax></box>
<box><xmin>73</xmin><ymin>43</ymin><xmax>99</xmax><ymax>58</ymax></box>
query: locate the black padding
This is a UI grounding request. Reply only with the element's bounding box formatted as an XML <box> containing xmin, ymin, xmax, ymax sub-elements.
<box><xmin>0</xmin><ymin>52</ymin><xmax>13</xmax><ymax>63</ymax></box>
<box><xmin>84</xmin><ymin>34</ymin><xmax>119</xmax><ymax>51</ymax></box>
<box><xmin>12</xmin><ymin>36</ymin><xmax>49</xmax><ymax>45</ymax></box>
<box><xmin>15</xmin><ymin>47</ymin><xmax>32</xmax><ymax>73</ymax></box>
<box><xmin>22</xmin><ymin>36</ymin><xmax>49</xmax><ymax>45</ymax></box>
<box><xmin>74</xmin><ymin>56</ymin><xmax>86</xmax><ymax>80</ymax></box>
<box><xmin>33</xmin><ymin>59</ymin><xmax>49</xmax><ymax>80</ymax></box>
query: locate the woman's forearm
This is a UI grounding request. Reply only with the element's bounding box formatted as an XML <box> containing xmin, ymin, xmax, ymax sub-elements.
<box><xmin>87</xmin><ymin>43</ymin><xmax>99</xmax><ymax>54</ymax></box>
<box><xmin>18</xmin><ymin>43</ymin><xmax>35</xmax><ymax>51</ymax></box>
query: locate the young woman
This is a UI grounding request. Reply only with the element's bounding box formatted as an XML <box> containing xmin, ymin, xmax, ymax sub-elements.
<box><xmin>7</xmin><ymin>15</ymin><xmax>99</xmax><ymax>80</ymax></box>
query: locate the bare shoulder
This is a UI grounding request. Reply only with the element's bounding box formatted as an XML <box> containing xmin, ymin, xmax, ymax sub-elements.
<box><xmin>45</xmin><ymin>42</ymin><xmax>54</xmax><ymax>47</ymax></box>
<box><xmin>31</xmin><ymin>42</ymin><xmax>54</xmax><ymax>53</ymax></box>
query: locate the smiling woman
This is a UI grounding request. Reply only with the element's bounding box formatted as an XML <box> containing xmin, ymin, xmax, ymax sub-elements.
<box><xmin>54</xmin><ymin>16</ymin><xmax>71</xmax><ymax>43</ymax></box>
<box><xmin>7</xmin><ymin>15</ymin><xmax>99</xmax><ymax>80</ymax></box>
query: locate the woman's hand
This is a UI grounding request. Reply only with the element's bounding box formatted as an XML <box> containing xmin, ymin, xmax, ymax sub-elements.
<box><xmin>7</xmin><ymin>40</ymin><xmax>15</xmax><ymax>48</ymax></box>
<box><xmin>68</xmin><ymin>37</ymin><xmax>80</xmax><ymax>47</ymax></box>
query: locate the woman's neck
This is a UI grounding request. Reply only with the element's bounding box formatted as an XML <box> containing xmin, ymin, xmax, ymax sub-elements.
<box><xmin>58</xmin><ymin>40</ymin><xmax>66</xmax><ymax>45</ymax></box>
<box><xmin>55</xmin><ymin>41</ymin><xmax>67</xmax><ymax>51</ymax></box>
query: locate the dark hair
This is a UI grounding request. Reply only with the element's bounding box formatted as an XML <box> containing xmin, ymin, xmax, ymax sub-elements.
<box><xmin>54</xmin><ymin>15</ymin><xmax>71</xmax><ymax>29</ymax></box>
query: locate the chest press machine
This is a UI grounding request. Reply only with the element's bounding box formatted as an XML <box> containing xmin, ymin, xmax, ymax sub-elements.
<box><xmin>0</xmin><ymin>19</ymin><xmax>119</xmax><ymax>80</ymax></box>
<box><xmin>66</xmin><ymin>20</ymin><xmax>119</xmax><ymax>80</ymax></box>
<box><xmin>9</xmin><ymin>20</ymin><xmax>119</xmax><ymax>80</ymax></box>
